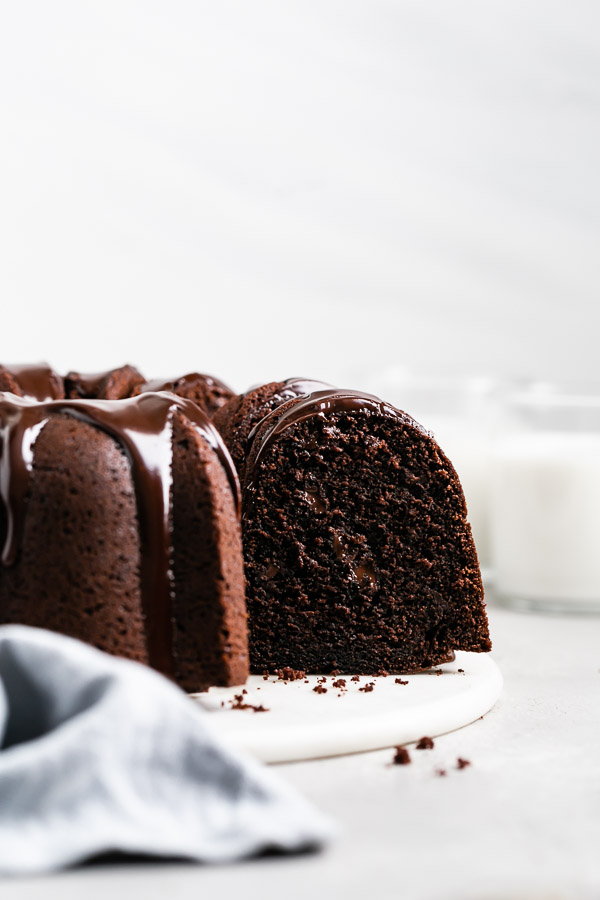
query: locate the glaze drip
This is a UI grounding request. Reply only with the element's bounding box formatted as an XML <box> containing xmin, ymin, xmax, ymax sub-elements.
<box><xmin>243</xmin><ymin>377</ymin><xmax>333</xmax><ymax>452</ymax></box>
<box><xmin>0</xmin><ymin>391</ymin><xmax>240</xmax><ymax>675</ymax></box>
<box><xmin>0</xmin><ymin>363</ymin><xmax>64</xmax><ymax>401</ymax></box>
<box><xmin>138</xmin><ymin>373</ymin><xmax>230</xmax><ymax>395</ymax></box>
<box><xmin>64</xmin><ymin>369</ymin><xmax>113</xmax><ymax>397</ymax></box>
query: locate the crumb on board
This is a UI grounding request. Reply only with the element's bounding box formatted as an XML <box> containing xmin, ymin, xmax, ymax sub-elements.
<box><xmin>274</xmin><ymin>667</ymin><xmax>306</xmax><ymax>682</ymax></box>
<box><xmin>230</xmin><ymin>694</ymin><xmax>269</xmax><ymax>713</ymax></box>
<box><xmin>392</xmin><ymin>746</ymin><xmax>411</xmax><ymax>765</ymax></box>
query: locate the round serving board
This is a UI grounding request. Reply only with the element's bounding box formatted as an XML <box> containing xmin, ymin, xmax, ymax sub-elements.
<box><xmin>192</xmin><ymin>652</ymin><xmax>502</xmax><ymax>763</ymax></box>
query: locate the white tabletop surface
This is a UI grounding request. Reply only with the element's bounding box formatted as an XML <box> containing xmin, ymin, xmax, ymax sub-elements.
<box><xmin>4</xmin><ymin>602</ymin><xmax>599</xmax><ymax>900</ymax></box>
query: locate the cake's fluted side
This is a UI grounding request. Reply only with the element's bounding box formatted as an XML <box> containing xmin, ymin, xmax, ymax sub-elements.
<box><xmin>0</xmin><ymin>391</ymin><xmax>241</xmax><ymax>676</ymax></box>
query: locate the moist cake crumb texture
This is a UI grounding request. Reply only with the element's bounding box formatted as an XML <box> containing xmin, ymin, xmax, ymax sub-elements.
<box><xmin>215</xmin><ymin>378</ymin><xmax>491</xmax><ymax>676</ymax></box>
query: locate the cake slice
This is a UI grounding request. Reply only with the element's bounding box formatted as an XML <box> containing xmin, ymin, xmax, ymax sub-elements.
<box><xmin>216</xmin><ymin>379</ymin><xmax>491</xmax><ymax>674</ymax></box>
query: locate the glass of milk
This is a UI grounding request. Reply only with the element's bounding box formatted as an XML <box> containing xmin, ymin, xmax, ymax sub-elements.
<box><xmin>491</xmin><ymin>386</ymin><xmax>600</xmax><ymax>613</ymax></box>
<box><xmin>356</xmin><ymin>367</ymin><xmax>497</xmax><ymax>580</ymax></box>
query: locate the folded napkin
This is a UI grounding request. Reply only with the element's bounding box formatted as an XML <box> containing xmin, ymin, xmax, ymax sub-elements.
<box><xmin>0</xmin><ymin>625</ymin><xmax>333</xmax><ymax>876</ymax></box>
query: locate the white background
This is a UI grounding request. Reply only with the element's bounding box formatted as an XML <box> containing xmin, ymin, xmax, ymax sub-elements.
<box><xmin>1</xmin><ymin>1</ymin><xmax>599</xmax><ymax>394</ymax></box>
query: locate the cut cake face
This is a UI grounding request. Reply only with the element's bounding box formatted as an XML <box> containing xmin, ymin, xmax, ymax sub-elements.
<box><xmin>218</xmin><ymin>380</ymin><xmax>490</xmax><ymax>674</ymax></box>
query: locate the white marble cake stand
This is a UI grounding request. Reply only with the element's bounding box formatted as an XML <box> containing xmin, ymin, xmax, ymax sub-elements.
<box><xmin>193</xmin><ymin>651</ymin><xmax>502</xmax><ymax>763</ymax></box>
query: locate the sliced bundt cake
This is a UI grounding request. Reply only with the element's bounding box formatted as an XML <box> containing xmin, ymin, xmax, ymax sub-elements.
<box><xmin>0</xmin><ymin>363</ymin><xmax>247</xmax><ymax>691</ymax></box>
<box><xmin>216</xmin><ymin>379</ymin><xmax>491</xmax><ymax>674</ymax></box>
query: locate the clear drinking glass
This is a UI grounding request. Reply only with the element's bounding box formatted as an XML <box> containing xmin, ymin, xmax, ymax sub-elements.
<box><xmin>491</xmin><ymin>385</ymin><xmax>600</xmax><ymax>613</ymax></box>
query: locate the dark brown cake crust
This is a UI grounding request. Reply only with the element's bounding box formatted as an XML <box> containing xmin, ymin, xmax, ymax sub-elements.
<box><xmin>65</xmin><ymin>365</ymin><xmax>145</xmax><ymax>400</ymax></box>
<box><xmin>0</xmin><ymin>365</ymin><xmax>248</xmax><ymax>691</ymax></box>
<box><xmin>64</xmin><ymin>366</ymin><xmax>234</xmax><ymax>418</ymax></box>
<box><xmin>237</xmin><ymin>386</ymin><xmax>490</xmax><ymax>674</ymax></box>
<box><xmin>134</xmin><ymin>372</ymin><xmax>235</xmax><ymax>418</ymax></box>
<box><xmin>171</xmin><ymin>413</ymin><xmax>247</xmax><ymax>689</ymax></box>
<box><xmin>0</xmin><ymin>415</ymin><xmax>150</xmax><ymax>664</ymax></box>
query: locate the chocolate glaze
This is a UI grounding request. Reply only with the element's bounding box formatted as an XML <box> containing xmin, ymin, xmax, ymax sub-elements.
<box><xmin>243</xmin><ymin>378</ymin><xmax>333</xmax><ymax>452</ymax></box>
<box><xmin>278</xmin><ymin>377</ymin><xmax>334</xmax><ymax>398</ymax></box>
<box><xmin>243</xmin><ymin>388</ymin><xmax>423</xmax><ymax>517</ymax></box>
<box><xmin>64</xmin><ymin>369</ymin><xmax>113</xmax><ymax>398</ymax></box>
<box><xmin>0</xmin><ymin>391</ymin><xmax>240</xmax><ymax>675</ymax></box>
<box><xmin>0</xmin><ymin>363</ymin><xmax>64</xmax><ymax>401</ymax></box>
<box><xmin>138</xmin><ymin>373</ymin><xmax>231</xmax><ymax>395</ymax></box>
<box><xmin>64</xmin><ymin>365</ymin><xmax>145</xmax><ymax>400</ymax></box>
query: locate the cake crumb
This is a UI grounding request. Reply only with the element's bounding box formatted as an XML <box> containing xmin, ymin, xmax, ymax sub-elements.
<box><xmin>317</xmin><ymin>676</ymin><xmax>327</xmax><ymax>684</ymax></box>
<box><xmin>313</xmin><ymin>684</ymin><xmax>328</xmax><ymax>694</ymax></box>
<box><xmin>359</xmin><ymin>682</ymin><xmax>375</xmax><ymax>693</ymax></box>
<box><xmin>395</xmin><ymin>678</ymin><xmax>408</xmax><ymax>685</ymax></box>
<box><xmin>457</xmin><ymin>668</ymin><xmax>465</xmax><ymax>674</ymax></box>
<box><xmin>230</xmin><ymin>694</ymin><xmax>269</xmax><ymax>713</ymax></box>
<box><xmin>456</xmin><ymin>757</ymin><xmax>471</xmax><ymax>770</ymax></box>
<box><xmin>435</xmin><ymin>769</ymin><xmax>447</xmax><ymax>777</ymax></box>
<box><xmin>351</xmin><ymin>675</ymin><xmax>361</xmax><ymax>682</ymax></box>
<box><xmin>242</xmin><ymin>688</ymin><xmax>247</xmax><ymax>695</ymax></box>
<box><xmin>275</xmin><ymin>667</ymin><xmax>306</xmax><ymax>682</ymax></box>
<box><xmin>392</xmin><ymin>746</ymin><xmax>411</xmax><ymax>765</ymax></box>
<box><xmin>377</xmin><ymin>669</ymin><xmax>389</xmax><ymax>677</ymax></box>
<box><xmin>416</xmin><ymin>736</ymin><xmax>434</xmax><ymax>750</ymax></box>
<box><xmin>332</xmin><ymin>678</ymin><xmax>347</xmax><ymax>689</ymax></box>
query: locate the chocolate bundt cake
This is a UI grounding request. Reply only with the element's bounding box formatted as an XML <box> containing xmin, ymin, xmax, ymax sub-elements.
<box><xmin>215</xmin><ymin>379</ymin><xmax>491</xmax><ymax>674</ymax></box>
<box><xmin>0</xmin><ymin>363</ymin><xmax>247</xmax><ymax>691</ymax></box>
<box><xmin>1</xmin><ymin>363</ymin><xmax>491</xmax><ymax>685</ymax></box>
